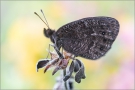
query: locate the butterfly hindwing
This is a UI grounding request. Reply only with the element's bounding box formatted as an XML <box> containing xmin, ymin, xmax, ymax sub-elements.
<box><xmin>56</xmin><ymin>17</ymin><xmax>119</xmax><ymax>60</ymax></box>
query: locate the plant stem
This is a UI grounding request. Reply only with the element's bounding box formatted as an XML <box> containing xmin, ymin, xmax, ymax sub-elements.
<box><xmin>63</xmin><ymin>69</ymin><xmax>68</xmax><ymax>90</ymax></box>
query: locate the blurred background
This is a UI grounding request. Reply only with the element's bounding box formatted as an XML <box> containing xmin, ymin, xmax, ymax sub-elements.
<box><xmin>1</xmin><ymin>1</ymin><xmax>134</xmax><ymax>90</ymax></box>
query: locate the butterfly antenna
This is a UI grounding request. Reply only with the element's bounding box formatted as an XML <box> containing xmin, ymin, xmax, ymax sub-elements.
<box><xmin>41</xmin><ymin>9</ymin><xmax>50</xmax><ymax>29</ymax></box>
<box><xmin>34</xmin><ymin>12</ymin><xmax>49</xmax><ymax>28</ymax></box>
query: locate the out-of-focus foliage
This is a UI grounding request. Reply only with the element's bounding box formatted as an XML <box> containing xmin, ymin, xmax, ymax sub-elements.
<box><xmin>1</xmin><ymin>1</ymin><xmax>134</xmax><ymax>89</ymax></box>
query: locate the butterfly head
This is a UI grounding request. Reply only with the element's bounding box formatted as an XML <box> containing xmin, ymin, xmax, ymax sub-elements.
<box><xmin>44</xmin><ymin>28</ymin><xmax>55</xmax><ymax>38</ymax></box>
<box><xmin>34</xmin><ymin>10</ymin><xmax>55</xmax><ymax>38</ymax></box>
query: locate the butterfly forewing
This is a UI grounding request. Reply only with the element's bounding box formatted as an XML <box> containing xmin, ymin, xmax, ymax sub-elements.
<box><xmin>56</xmin><ymin>17</ymin><xmax>119</xmax><ymax>60</ymax></box>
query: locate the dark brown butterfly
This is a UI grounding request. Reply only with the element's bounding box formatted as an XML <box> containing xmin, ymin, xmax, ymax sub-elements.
<box><xmin>35</xmin><ymin>10</ymin><xmax>119</xmax><ymax>60</ymax></box>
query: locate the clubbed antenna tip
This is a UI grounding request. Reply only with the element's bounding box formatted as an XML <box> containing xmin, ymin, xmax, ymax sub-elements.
<box><xmin>34</xmin><ymin>10</ymin><xmax>50</xmax><ymax>29</ymax></box>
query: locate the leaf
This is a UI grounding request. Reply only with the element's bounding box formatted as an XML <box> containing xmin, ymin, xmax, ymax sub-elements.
<box><xmin>63</xmin><ymin>61</ymin><xmax>74</xmax><ymax>81</ymax></box>
<box><xmin>52</xmin><ymin>66</ymin><xmax>61</xmax><ymax>75</ymax></box>
<box><xmin>74</xmin><ymin>60</ymin><xmax>80</xmax><ymax>73</ymax></box>
<box><xmin>74</xmin><ymin>59</ymin><xmax>86</xmax><ymax>83</ymax></box>
<box><xmin>36</xmin><ymin>59</ymin><xmax>50</xmax><ymax>72</ymax></box>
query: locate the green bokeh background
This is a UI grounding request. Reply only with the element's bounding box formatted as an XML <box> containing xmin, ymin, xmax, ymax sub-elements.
<box><xmin>1</xmin><ymin>1</ymin><xmax>134</xmax><ymax>89</ymax></box>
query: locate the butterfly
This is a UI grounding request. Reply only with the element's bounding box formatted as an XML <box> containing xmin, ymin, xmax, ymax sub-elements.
<box><xmin>35</xmin><ymin>10</ymin><xmax>119</xmax><ymax>60</ymax></box>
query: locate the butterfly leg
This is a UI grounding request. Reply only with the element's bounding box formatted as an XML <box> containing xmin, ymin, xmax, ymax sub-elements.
<box><xmin>45</xmin><ymin>44</ymin><xmax>51</xmax><ymax>59</ymax></box>
<box><xmin>45</xmin><ymin>43</ymin><xmax>57</xmax><ymax>59</ymax></box>
<box><xmin>54</xmin><ymin>45</ymin><xmax>64</xmax><ymax>59</ymax></box>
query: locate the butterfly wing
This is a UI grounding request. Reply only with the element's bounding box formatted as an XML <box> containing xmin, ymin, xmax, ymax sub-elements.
<box><xmin>56</xmin><ymin>17</ymin><xmax>119</xmax><ymax>60</ymax></box>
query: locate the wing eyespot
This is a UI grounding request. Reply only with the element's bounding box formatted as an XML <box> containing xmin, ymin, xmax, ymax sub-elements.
<box><xmin>99</xmin><ymin>31</ymin><xmax>106</xmax><ymax>35</ymax></box>
<box><xmin>102</xmin><ymin>32</ymin><xmax>106</xmax><ymax>35</ymax></box>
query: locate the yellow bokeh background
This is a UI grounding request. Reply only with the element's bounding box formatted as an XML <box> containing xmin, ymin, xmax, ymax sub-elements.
<box><xmin>1</xmin><ymin>1</ymin><xmax>134</xmax><ymax>89</ymax></box>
